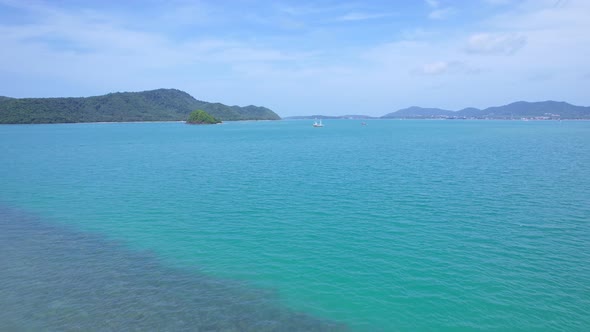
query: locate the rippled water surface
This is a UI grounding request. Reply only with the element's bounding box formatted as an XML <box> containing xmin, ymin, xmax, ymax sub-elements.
<box><xmin>1</xmin><ymin>120</ymin><xmax>589</xmax><ymax>331</ymax></box>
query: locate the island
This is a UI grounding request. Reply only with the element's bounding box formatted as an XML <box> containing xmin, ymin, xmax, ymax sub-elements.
<box><xmin>186</xmin><ymin>110</ymin><xmax>221</xmax><ymax>125</ymax></box>
<box><xmin>0</xmin><ymin>88</ymin><xmax>281</xmax><ymax>124</ymax></box>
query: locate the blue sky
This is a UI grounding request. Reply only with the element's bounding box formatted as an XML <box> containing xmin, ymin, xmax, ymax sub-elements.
<box><xmin>0</xmin><ymin>0</ymin><xmax>588</xmax><ymax>116</ymax></box>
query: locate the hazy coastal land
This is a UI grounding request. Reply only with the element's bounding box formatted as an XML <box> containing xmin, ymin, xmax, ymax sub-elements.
<box><xmin>286</xmin><ymin>101</ymin><xmax>590</xmax><ymax>120</ymax></box>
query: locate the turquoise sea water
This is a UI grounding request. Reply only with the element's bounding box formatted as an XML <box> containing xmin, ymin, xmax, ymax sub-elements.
<box><xmin>1</xmin><ymin>120</ymin><xmax>589</xmax><ymax>331</ymax></box>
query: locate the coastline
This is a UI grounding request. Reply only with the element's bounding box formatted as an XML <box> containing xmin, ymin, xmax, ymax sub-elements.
<box><xmin>0</xmin><ymin>119</ymin><xmax>284</xmax><ymax>125</ymax></box>
<box><xmin>2</xmin><ymin>118</ymin><xmax>590</xmax><ymax>125</ymax></box>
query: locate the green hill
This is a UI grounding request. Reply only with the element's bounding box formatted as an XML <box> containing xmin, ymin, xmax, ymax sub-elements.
<box><xmin>0</xmin><ymin>89</ymin><xmax>280</xmax><ymax>124</ymax></box>
<box><xmin>186</xmin><ymin>110</ymin><xmax>221</xmax><ymax>124</ymax></box>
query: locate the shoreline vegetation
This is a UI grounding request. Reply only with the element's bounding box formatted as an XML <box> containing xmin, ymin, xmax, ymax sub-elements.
<box><xmin>0</xmin><ymin>119</ymin><xmax>287</xmax><ymax>125</ymax></box>
<box><xmin>0</xmin><ymin>88</ymin><xmax>280</xmax><ymax>124</ymax></box>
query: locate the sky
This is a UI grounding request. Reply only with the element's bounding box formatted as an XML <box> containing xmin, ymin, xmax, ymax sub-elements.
<box><xmin>0</xmin><ymin>0</ymin><xmax>589</xmax><ymax>117</ymax></box>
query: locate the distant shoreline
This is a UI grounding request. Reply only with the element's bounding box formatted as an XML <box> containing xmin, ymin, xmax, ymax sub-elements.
<box><xmin>283</xmin><ymin>118</ymin><xmax>590</xmax><ymax>121</ymax></box>
<box><xmin>0</xmin><ymin>119</ymin><xmax>285</xmax><ymax>125</ymax></box>
<box><xmin>2</xmin><ymin>118</ymin><xmax>590</xmax><ymax>126</ymax></box>
<box><xmin>0</xmin><ymin>120</ymin><xmax>186</xmax><ymax>125</ymax></box>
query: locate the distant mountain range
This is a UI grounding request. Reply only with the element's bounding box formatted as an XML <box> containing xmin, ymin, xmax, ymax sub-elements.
<box><xmin>287</xmin><ymin>101</ymin><xmax>590</xmax><ymax>120</ymax></box>
<box><xmin>381</xmin><ymin>101</ymin><xmax>590</xmax><ymax>119</ymax></box>
<box><xmin>0</xmin><ymin>89</ymin><xmax>280</xmax><ymax>124</ymax></box>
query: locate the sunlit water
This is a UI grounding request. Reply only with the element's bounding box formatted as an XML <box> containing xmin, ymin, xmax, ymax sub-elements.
<box><xmin>1</xmin><ymin>120</ymin><xmax>589</xmax><ymax>331</ymax></box>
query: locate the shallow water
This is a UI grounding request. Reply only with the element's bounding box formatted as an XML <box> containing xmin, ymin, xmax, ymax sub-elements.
<box><xmin>0</xmin><ymin>206</ymin><xmax>343</xmax><ymax>331</ymax></box>
<box><xmin>1</xmin><ymin>120</ymin><xmax>589</xmax><ymax>330</ymax></box>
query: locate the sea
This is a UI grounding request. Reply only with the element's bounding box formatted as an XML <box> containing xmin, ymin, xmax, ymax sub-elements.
<box><xmin>1</xmin><ymin>119</ymin><xmax>589</xmax><ymax>331</ymax></box>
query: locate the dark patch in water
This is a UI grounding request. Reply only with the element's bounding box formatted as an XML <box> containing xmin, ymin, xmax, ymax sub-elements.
<box><xmin>0</xmin><ymin>206</ymin><xmax>346</xmax><ymax>331</ymax></box>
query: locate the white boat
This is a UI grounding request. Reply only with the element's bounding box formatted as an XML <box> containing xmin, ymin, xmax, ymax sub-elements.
<box><xmin>313</xmin><ymin>119</ymin><xmax>324</xmax><ymax>127</ymax></box>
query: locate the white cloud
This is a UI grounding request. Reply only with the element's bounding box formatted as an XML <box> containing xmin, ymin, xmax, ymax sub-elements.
<box><xmin>424</xmin><ymin>0</ymin><xmax>454</xmax><ymax>19</ymax></box>
<box><xmin>0</xmin><ymin>1</ymin><xmax>307</xmax><ymax>68</ymax></box>
<box><xmin>277</xmin><ymin>3</ymin><xmax>354</xmax><ymax>16</ymax></box>
<box><xmin>421</xmin><ymin>61</ymin><xmax>449</xmax><ymax>75</ymax></box>
<box><xmin>419</xmin><ymin>61</ymin><xmax>474</xmax><ymax>75</ymax></box>
<box><xmin>337</xmin><ymin>12</ymin><xmax>394</xmax><ymax>21</ymax></box>
<box><xmin>466</xmin><ymin>33</ymin><xmax>527</xmax><ymax>55</ymax></box>
<box><xmin>429</xmin><ymin>7</ymin><xmax>454</xmax><ymax>19</ymax></box>
<box><xmin>0</xmin><ymin>0</ymin><xmax>318</xmax><ymax>107</ymax></box>
<box><xmin>483</xmin><ymin>0</ymin><xmax>513</xmax><ymax>5</ymax></box>
<box><xmin>425</xmin><ymin>0</ymin><xmax>440</xmax><ymax>8</ymax></box>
